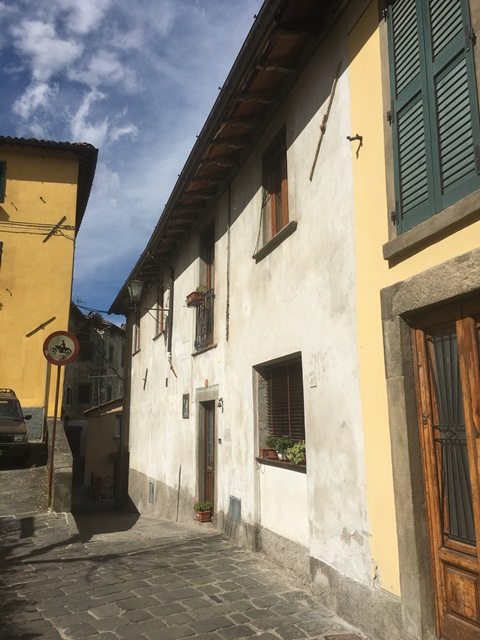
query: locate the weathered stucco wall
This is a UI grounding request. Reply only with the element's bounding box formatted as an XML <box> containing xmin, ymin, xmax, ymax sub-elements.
<box><xmin>127</xmin><ymin>6</ymin><xmax>372</xmax><ymax>595</ymax></box>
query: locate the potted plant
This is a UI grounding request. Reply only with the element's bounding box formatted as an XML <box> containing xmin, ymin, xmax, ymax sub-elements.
<box><xmin>186</xmin><ymin>286</ymin><xmax>207</xmax><ymax>307</ymax></box>
<box><xmin>194</xmin><ymin>500</ymin><xmax>213</xmax><ymax>522</ymax></box>
<box><xmin>286</xmin><ymin>440</ymin><xmax>306</xmax><ymax>465</ymax></box>
<box><xmin>266</xmin><ymin>435</ymin><xmax>294</xmax><ymax>460</ymax></box>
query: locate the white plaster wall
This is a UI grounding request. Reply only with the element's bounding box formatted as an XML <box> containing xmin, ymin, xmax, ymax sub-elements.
<box><xmin>259</xmin><ymin>465</ymin><xmax>309</xmax><ymax>547</ymax></box>
<box><xmin>127</xmin><ymin>13</ymin><xmax>372</xmax><ymax>588</ymax></box>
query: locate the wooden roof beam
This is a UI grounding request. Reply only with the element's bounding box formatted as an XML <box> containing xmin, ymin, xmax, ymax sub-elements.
<box><xmin>237</xmin><ymin>90</ymin><xmax>277</xmax><ymax>104</ymax></box>
<box><xmin>211</xmin><ymin>134</ymin><xmax>251</xmax><ymax>149</ymax></box>
<box><xmin>200</xmin><ymin>157</ymin><xmax>239</xmax><ymax>168</ymax></box>
<box><xmin>256</xmin><ymin>57</ymin><xmax>298</xmax><ymax>74</ymax></box>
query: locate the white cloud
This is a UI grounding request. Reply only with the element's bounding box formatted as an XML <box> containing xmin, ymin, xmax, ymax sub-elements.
<box><xmin>11</xmin><ymin>20</ymin><xmax>83</xmax><ymax>82</ymax></box>
<box><xmin>110</xmin><ymin>124</ymin><xmax>138</xmax><ymax>143</ymax></box>
<box><xmin>58</xmin><ymin>0</ymin><xmax>112</xmax><ymax>35</ymax></box>
<box><xmin>71</xmin><ymin>89</ymin><xmax>109</xmax><ymax>147</ymax></box>
<box><xmin>13</xmin><ymin>82</ymin><xmax>57</xmax><ymax>119</ymax></box>
<box><xmin>69</xmin><ymin>49</ymin><xmax>138</xmax><ymax>92</ymax></box>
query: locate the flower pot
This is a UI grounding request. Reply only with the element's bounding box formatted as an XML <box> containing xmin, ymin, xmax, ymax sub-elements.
<box><xmin>186</xmin><ymin>291</ymin><xmax>204</xmax><ymax>307</ymax></box>
<box><xmin>260</xmin><ymin>447</ymin><xmax>278</xmax><ymax>460</ymax></box>
<box><xmin>196</xmin><ymin>509</ymin><xmax>212</xmax><ymax>522</ymax></box>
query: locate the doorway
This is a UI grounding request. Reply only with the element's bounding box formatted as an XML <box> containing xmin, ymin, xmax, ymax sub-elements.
<box><xmin>200</xmin><ymin>400</ymin><xmax>216</xmax><ymax>507</ymax></box>
<box><xmin>413</xmin><ymin>304</ymin><xmax>480</xmax><ymax>640</ymax></box>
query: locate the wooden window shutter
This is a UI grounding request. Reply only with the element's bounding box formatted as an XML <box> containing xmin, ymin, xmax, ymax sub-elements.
<box><xmin>427</xmin><ymin>0</ymin><xmax>480</xmax><ymax>210</ymax></box>
<box><xmin>267</xmin><ymin>359</ymin><xmax>305</xmax><ymax>440</ymax></box>
<box><xmin>387</xmin><ymin>0</ymin><xmax>480</xmax><ymax>233</ymax></box>
<box><xmin>0</xmin><ymin>162</ymin><xmax>6</xmax><ymax>203</ymax></box>
<box><xmin>388</xmin><ymin>0</ymin><xmax>435</xmax><ymax>232</ymax></box>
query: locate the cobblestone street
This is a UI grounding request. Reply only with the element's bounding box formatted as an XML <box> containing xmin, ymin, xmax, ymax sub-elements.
<box><xmin>0</xmin><ymin>510</ymin><xmax>365</xmax><ymax>640</ymax></box>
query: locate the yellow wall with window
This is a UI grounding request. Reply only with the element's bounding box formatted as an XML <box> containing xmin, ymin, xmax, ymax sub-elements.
<box><xmin>0</xmin><ymin>141</ymin><xmax>96</xmax><ymax>437</ymax></box>
<box><xmin>348</xmin><ymin>0</ymin><xmax>480</xmax><ymax>597</ymax></box>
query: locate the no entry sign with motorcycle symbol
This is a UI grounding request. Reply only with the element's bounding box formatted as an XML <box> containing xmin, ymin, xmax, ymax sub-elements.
<box><xmin>43</xmin><ymin>331</ymin><xmax>80</xmax><ymax>365</ymax></box>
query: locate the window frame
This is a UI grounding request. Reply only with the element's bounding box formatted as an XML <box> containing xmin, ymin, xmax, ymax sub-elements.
<box><xmin>255</xmin><ymin>353</ymin><xmax>306</xmax><ymax>469</ymax></box>
<box><xmin>154</xmin><ymin>283</ymin><xmax>165</xmax><ymax>338</ymax></box>
<box><xmin>385</xmin><ymin>0</ymin><xmax>480</xmax><ymax>235</ymax></box>
<box><xmin>132</xmin><ymin>309</ymin><xmax>141</xmax><ymax>354</ymax></box>
<box><xmin>262</xmin><ymin>128</ymin><xmax>289</xmax><ymax>244</ymax></box>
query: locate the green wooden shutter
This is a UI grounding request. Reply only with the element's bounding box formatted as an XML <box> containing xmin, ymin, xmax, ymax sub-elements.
<box><xmin>388</xmin><ymin>0</ymin><xmax>435</xmax><ymax>232</ymax></box>
<box><xmin>387</xmin><ymin>0</ymin><xmax>480</xmax><ymax>233</ymax></box>
<box><xmin>0</xmin><ymin>162</ymin><xmax>6</xmax><ymax>203</ymax></box>
<box><xmin>425</xmin><ymin>0</ymin><xmax>480</xmax><ymax>210</ymax></box>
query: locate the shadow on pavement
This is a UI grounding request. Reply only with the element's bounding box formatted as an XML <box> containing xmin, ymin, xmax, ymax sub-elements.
<box><xmin>0</xmin><ymin>442</ymin><xmax>47</xmax><ymax>471</ymax></box>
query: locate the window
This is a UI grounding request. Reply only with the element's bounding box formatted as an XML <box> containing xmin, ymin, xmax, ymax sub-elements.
<box><xmin>132</xmin><ymin>310</ymin><xmax>140</xmax><ymax>353</ymax></box>
<box><xmin>256</xmin><ymin>354</ymin><xmax>305</xmax><ymax>461</ymax></box>
<box><xmin>386</xmin><ymin>0</ymin><xmax>480</xmax><ymax>232</ymax></box>
<box><xmin>262</xmin><ymin>128</ymin><xmax>288</xmax><ymax>242</ymax></box>
<box><xmin>154</xmin><ymin>284</ymin><xmax>164</xmax><ymax>337</ymax></box>
<box><xmin>0</xmin><ymin>162</ymin><xmax>6</xmax><ymax>203</ymax></box>
<box><xmin>195</xmin><ymin>225</ymin><xmax>215</xmax><ymax>351</ymax></box>
<box><xmin>78</xmin><ymin>383</ymin><xmax>91</xmax><ymax>404</ymax></box>
<box><xmin>108</xmin><ymin>344</ymin><xmax>114</xmax><ymax>363</ymax></box>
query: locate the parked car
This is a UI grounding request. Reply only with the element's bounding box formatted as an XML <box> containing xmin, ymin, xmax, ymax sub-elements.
<box><xmin>0</xmin><ymin>389</ymin><xmax>30</xmax><ymax>463</ymax></box>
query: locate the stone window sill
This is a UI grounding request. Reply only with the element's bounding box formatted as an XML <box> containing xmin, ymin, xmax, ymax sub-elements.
<box><xmin>383</xmin><ymin>189</ymin><xmax>480</xmax><ymax>263</ymax></box>
<box><xmin>253</xmin><ymin>220</ymin><xmax>297</xmax><ymax>263</ymax></box>
<box><xmin>256</xmin><ymin>457</ymin><xmax>306</xmax><ymax>474</ymax></box>
<box><xmin>192</xmin><ymin>343</ymin><xmax>217</xmax><ymax>357</ymax></box>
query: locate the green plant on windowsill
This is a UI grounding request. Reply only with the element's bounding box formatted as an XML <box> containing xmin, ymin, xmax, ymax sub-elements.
<box><xmin>265</xmin><ymin>435</ymin><xmax>294</xmax><ymax>460</ymax></box>
<box><xmin>194</xmin><ymin>500</ymin><xmax>212</xmax><ymax>512</ymax></box>
<box><xmin>286</xmin><ymin>440</ymin><xmax>306</xmax><ymax>465</ymax></box>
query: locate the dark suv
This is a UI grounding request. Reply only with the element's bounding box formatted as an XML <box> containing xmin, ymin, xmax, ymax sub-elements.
<box><xmin>0</xmin><ymin>389</ymin><xmax>30</xmax><ymax>463</ymax></box>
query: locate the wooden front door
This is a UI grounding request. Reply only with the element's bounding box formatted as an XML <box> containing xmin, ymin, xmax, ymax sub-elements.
<box><xmin>413</xmin><ymin>308</ymin><xmax>480</xmax><ymax>640</ymax></box>
<box><xmin>201</xmin><ymin>401</ymin><xmax>215</xmax><ymax>507</ymax></box>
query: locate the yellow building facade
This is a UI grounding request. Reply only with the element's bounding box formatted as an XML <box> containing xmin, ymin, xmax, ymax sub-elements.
<box><xmin>349</xmin><ymin>2</ymin><xmax>480</xmax><ymax>639</ymax></box>
<box><xmin>0</xmin><ymin>137</ymin><xmax>97</xmax><ymax>440</ymax></box>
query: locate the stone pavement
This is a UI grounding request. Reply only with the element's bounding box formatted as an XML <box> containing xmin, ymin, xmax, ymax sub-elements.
<box><xmin>0</xmin><ymin>444</ymin><xmax>49</xmax><ymax>517</ymax></box>
<box><xmin>0</xmin><ymin>510</ymin><xmax>366</xmax><ymax>640</ymax></box>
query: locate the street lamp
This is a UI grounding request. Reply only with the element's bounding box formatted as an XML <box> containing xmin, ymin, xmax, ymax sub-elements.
<box><xmin>127</xmin><ymin>279</ymin><xmax>143</xmax><ymax>305</ymax></box>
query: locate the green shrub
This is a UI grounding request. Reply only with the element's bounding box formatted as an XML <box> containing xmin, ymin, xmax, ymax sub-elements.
<box><xmin>265</xmin><ymin>435</ymin><xmax>294</xmax><ymax>453</ymax></box>
<box><xmin>194</xmin><ymin>500</ymin><xmax>212</xmax><ymax>512</ymax></box>
<box><xmin>286</xmin><ymin>441</ymin><xmax>306</xmax><ymax>465</ymax></box>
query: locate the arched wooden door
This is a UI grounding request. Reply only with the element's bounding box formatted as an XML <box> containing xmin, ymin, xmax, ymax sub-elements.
<box><xmin>413</xmin><ymin>305</ymin><xmax>480</xmax><ymax>640</ymax></box>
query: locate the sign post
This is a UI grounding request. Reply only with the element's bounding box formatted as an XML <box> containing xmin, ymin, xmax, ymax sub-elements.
<box><xmin>43</xmin><ymin>331</ymin><xmax>80</xmax><ymax>508</ymax></box>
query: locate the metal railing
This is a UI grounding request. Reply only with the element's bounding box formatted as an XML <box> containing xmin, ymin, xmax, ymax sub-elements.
<box><xmin>194</xmin><ymin>289</ymin><xmax>214</xmax><ymax>351</ymax></box>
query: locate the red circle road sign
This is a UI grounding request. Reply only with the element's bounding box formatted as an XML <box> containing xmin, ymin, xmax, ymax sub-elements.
<box><xmin>43</xmin><ymin>331</ymin><xmax>80</xmax><ymax>365</ymax></box>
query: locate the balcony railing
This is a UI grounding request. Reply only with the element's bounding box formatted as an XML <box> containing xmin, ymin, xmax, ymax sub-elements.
<box><xmin>194</xmin><ymin>289</ymin><xmax>214</xmax><ymax>351</ymax></box>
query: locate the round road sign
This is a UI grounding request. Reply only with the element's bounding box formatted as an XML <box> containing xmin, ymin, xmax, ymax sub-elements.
<box><xmin>43</xmin><ymin>331</ymin><xmax>80</xmax><ymax>366</ymax></box>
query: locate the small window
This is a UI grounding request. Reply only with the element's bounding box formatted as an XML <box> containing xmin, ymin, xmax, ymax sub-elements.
<box><xmin>132</xmin><ymin>310</ymin><xmax>141</xmax><ymax>353</ymax></box>
<box><xmin>256</xmin><ymin>354</ymin><xmax>306</xmax><ymax>465</ymax></box>
<box><xmin>78</xmin><ymin>383</ymin><xmax>91</xmax><ymax>404</ymax></box>
<box><xmin>262</xmin><ymin>129</ymin><xmax>288</xmax><ymax>243</ymax></box>
<box><xmin>108</xmin><ymin>344</ymin><xmax>114</xmax><ymax>363</ymax></box>
<box><xmin>154</xmin><ymin>284</ymin><xmax>164</xmax><ymax>337</ymax></box>
<box><xmin>194</xmin><ymin>225</ymin><xmax>215</xmax><ymax>351</ymax></box>
<box><xmin>0</xmin><ymin>162</ymin><xmax>6</xmax><ymax>203</ymax></box>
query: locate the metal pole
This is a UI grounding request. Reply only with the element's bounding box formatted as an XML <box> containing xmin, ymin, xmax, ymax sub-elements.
<box><xmin>47</xmin><ymin>364</ymin><xmax>62</xmax><ymax>509</ymax></box>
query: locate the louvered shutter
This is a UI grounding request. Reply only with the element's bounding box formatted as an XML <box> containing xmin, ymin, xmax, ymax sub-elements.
<box><xmin>426</xmin><ymin>0</ymin><xmax>480</xmax><ymax>210</ymax></box>
<box><xmin>388</xmin><ymin>0</ymin><xmax>434</xmax><ymax>231</ymax></box>
<box><xmin>387</xmin><ymin>0</ymin><xmax>480</xmax><ymax>232</ymax></box>
<box><xmin>0</xmin><ymin>162</ymin><xmax>5</xmax><ymax>203</ymax></box>
<box><xmin>267</xmin><ymin>359</ymin><xmax>305</xmax><ymax>441</ymax></box>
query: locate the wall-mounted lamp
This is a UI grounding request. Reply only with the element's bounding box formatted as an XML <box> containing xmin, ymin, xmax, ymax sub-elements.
<box><xmin>217</xmin><ymin>398</ymin><xmax>224</xmax><ymax>412</ymax></box>
<box><xmin>127</xmin><ymin>279</ymin><xmax>144</xmax><ymax>305</ymax></box>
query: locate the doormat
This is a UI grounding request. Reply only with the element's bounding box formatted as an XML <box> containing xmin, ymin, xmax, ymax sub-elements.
<box><xmin>324</xmin><ymin>635</ymin><xmax>363</xmax><ymax>640</ymax></box>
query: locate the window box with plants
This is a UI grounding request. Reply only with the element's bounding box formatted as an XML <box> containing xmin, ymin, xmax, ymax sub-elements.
<box><xmin>186</xmin><ymin>286</ymin><xmax>207</xmax><ymax>308</ymax></box>
<box><xmin>259</xmin><ymin>437</ymin><xmax>306</xmax><ymax>467</ymax></box>
<box><xmin>194</xmin><ymin>500</ymin><xmax>212</xmax><ymax>522</ymax></box>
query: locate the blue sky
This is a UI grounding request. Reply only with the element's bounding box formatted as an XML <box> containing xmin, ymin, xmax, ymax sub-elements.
<box><xmin>0</xmin><ymin>0</ymin><xmax>263</xmax><ymax>320</ymax></box>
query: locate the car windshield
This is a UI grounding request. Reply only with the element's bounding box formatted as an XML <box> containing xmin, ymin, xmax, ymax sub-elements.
<box><xmin>0</xmin><ymin>399</ymin><xmax>23</xmax><ymax>420</ymax></box>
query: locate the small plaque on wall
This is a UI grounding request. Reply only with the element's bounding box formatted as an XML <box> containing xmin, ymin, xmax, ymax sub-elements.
<box><xmin>182</xmin><ymin>394</ymin><xmax>189</xmax><ymax>419</ymax></box>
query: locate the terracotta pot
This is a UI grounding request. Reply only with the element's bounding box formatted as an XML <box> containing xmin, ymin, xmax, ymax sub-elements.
<box><xmin>196</xmin><ymin>509</ymin><xmax>212</xmax><ymax>522</ymax></box>
<box><xmin>186</xmin><ymin>291</ymin><xmax>204</xmax><ymax>307</ymax></box>
<box><xmin>260</xmin><ymin>447</ymin><xmax>278</xmax><ymax>460</ymax></box>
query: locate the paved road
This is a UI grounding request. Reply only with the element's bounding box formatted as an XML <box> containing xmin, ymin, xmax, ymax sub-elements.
<box><xmin>0</xmin><ymin>509</ymin><xmax>365</xmax><ymax>640</ymax></box>
<box><xmin>0</xmin><ymin>444</ymin><xmax>48</xmax><ymax>516</ymax></box>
